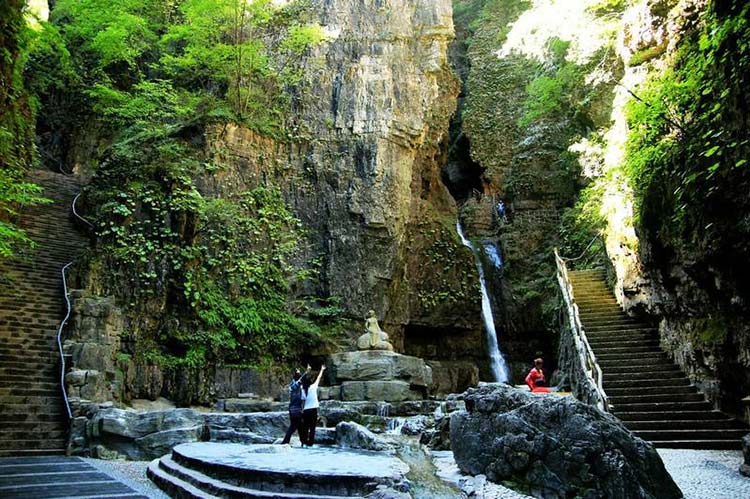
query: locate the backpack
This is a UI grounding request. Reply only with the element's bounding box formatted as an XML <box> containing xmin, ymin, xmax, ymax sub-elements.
<box><xmin>288</xmin><ymin>380</ymin><xmax>303</xmax><ymax>411</ymax></box>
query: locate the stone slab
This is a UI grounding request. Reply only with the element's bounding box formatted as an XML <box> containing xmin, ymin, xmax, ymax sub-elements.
<box><xmin>340</xmin><ymin>380</ymin><xmax>423</xmax><ymax>402</ymax></box>
<box><xmin>329</xmin><ymin>350</ymin><xmax>433</xmax><ymax>388</ymax></box>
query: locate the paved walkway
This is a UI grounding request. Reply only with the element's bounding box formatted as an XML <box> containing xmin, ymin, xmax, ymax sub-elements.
<box><xmin>659</xmin><ymin>449</ymin><xmax>750</xmax><ymax>499</ymax></box>
<box><xmin>0</xmin><ymin>456</ymin><xmax>147</xmax><ymax>498</ymax></box>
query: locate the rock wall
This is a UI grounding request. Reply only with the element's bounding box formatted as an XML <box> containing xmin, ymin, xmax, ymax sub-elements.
<box><xmin>62</xmin><ymin>0</ymin><xmax>491</xmax><ymax>407</ymax></box>
<box><xmin>592</xmin><ymin>0</ymin><xmax>750</xmax><ymax>420</ymax></box>
<box><xmin>450</xmin><ymin>0</ymin><xmax>623</xmax><ymax>379</ymax></box>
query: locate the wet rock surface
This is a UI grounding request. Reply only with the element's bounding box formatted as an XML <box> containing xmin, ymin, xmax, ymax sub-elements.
<box><xmin>335</xmin><ymin>421</ymin><xmax>394</xmax><ymax>452</ymax></box>
<box><xmin>450</xmin><ymin>384</ymin><xmax>682</xmax><ymax>499</ymax></box>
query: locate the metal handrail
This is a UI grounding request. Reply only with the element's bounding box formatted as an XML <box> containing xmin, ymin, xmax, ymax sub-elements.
<box><xmin>57</xmin><ymin>190</ymin><xmax>93</xmax><ymax>422</ymax></box>
<box><xmin>560</xmin><ymin>233</ymin><xmax>602</xmax><ymax>263</ymax></box>
<box><xmin>555</xmin><ymin>248</ymin><xmax>610</xmax><ymax>412</ymax></box>
<box><xmin>58</xmin><ymin>261</ymin><xmax>75</xmax><ymax>421</ymax></box>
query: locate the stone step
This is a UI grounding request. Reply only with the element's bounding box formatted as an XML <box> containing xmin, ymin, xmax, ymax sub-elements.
<box><xmin>0</xmin><ymin>438</ymin><xmax>67</xmax><ymax>451</ymax></box>
<box><xmin>0</xmin><ymin>448</ymin><xmax>67</xmax><ymax>457</ymax></box>
<box><xmin>585</xmin><ymin>325</ymin><xmax>657</xmax><ymax>333</ymax></box>
<box><xmin>589</xmin><ymin>339</ymin><xmax>660</xmax><ymax>349</ymax></box>
<box><xmin>0</xmin><ymin>364</ymin><xmax>57</xmax><ymax>375</ymax></box>
<box><xmin>149</xmin><ymin>455</ymin><xmax>347</xmax><ymax>499</ymax></box>
<box><xmin>0</xmin><ymin>421</ymin><xmax>68</xmax><ymax>432</ymax></box>
<box><xmin>616</xmin><ymin>410</ymin><xmax>729</xmax><ymax>422</ymax></box>
<box><xmin>579</xmin><ymin>311</ymin><xmax>629</xmax><ymax>320</ymax></box>
<box><xmin>0</xmin><ymin>351</ymin><xmax>57</xmax><ymax>363</ymax></box>
<box><xmin>598</xmin><ymin>357</ymin><xmax>667</xmax><ymax>368</ymax></box>
<box><xmin>0</xmin><ymin>396</ymin><xmax>63</xmax><ymax>407</ymax></box>
<box><xmin>608</xmin><ymin>392</ymin><xmax>705</xmax><ymax>405</ymax></box>
<box><xmin>613</xmin><ymin>400</ymin><xmax>713</xmax><ymax>412</ymax></box>
<box><xmin>1</xmin><ymin>411</ymin><xmax>66</xmax><ymax>422</ymax></box>
<box><xmin>634</xmin><ymin>429</ymin><xmax>748</xmax><ymax>442</ymax></box>
<box><xmin>581</xmin><ymin>320</ymin><xmax>645</xmax><ymax>329</ymax></box>
<box><xmin>605</xmin><ymin>377</ymin><xmax>692</xmax><ymax>389</ymax></box>
<box><xmin>0</xmin><ymin>337</ymin><xmax>57</xmax><ymax>349</ymax></box>
<box><xmin>649</xmin><ymin>439</ymin><xmax>742</xmax><ymax>450</ymax></box>
<box><xmin>596</xmin><ymin>351</ymin><xmax>667</xmax><ymax>361</ymax></box>
<box><xmin>587</xmin><ymin>332</ymin><xmax>658</xmax><ymax>343</ymax></box>
<box><xmin>0</xmin><ymin>360</ymin><xmax>59</xmax><ymax>371</ymax></box>
<box><xmin>593</xmin><ymin>345</ymin><xmax>663</xmax><ymax>355</ymax></box>
<box><xmin>603</xmin><ymin>364</ymin><xmax>681</xmax><ymax>374</ymax></box>
<box><xmin>626</xmin><ymin>419</ymin><xmax>745</xmax><ymax>431</ymax></box>
<box><xmin>0</xmin><ymin>388</ymin><xmax>60</xmax><ymax>399</ymax></box>
<box><xmin>605</xmin><ymin>370</ymin><xmax>684</xmax><ymax>381</ymax></box>
<box><xmin>0</xmin><ymin>317</ymin><xmax>60</xmax><ymax>328</ymax></box>
<box><xmin>0</xmin><ymin>428</ymin><xmax>68</xmax><ymax>441</ymax></box>
<box><xmin>606</xmin><ymin>385</ymin><xmax>695</xmax><ymax>398</ymax></box>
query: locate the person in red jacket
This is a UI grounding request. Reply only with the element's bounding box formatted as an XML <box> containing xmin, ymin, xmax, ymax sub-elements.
<box><xmin>525</xmin><ymin>358</ymin><xmax>551</xmax><ymax>393</ymax></box>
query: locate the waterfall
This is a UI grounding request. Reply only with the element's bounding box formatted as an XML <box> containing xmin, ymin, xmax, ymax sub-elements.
<box><xmin>456</xmin><ymin>222</ymin><xmax>510</xmax><ymax>383</ymax></box>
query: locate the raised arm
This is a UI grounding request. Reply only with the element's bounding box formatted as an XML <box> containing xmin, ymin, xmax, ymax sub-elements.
<box><xmin>313</xmin><ymin>364</ymin><xmax>326</xmax><ymax>385</ymax></box>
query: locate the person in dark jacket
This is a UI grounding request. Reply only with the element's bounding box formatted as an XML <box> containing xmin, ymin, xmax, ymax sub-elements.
<box><xmin>281</xmin><ymin>365</ymin><xmax>310</xmax><ymax>444</ymax></box>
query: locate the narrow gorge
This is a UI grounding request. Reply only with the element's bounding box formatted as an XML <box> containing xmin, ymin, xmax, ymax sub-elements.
<box><xmin>2</xmin><ymin>0</ymin><xmax>750</xmax><ymax>497</ymax></box>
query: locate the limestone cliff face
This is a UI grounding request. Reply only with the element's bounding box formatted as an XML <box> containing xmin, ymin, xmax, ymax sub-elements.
<box><xmin>64</xmin><ymin>0</ymin><xmax>488</xmax><ymax>406</ymax></box>
<box><xmin>209</xmin><ymin>0</ymin><xmax>481</xmax><ymax>344</ymax></box>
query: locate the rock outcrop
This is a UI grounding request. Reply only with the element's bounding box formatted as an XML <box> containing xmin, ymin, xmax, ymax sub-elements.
<box><xmin>326</xmin><ymin>350</ymin><xmax>433</xmax><ymax>402</ymax></box>
<box><xmin>450</xmin><ymin>384</ymin><xmax>682</xmax><ymax>499</ymax></box>
<box><xmin>70</xmin><ymin>407</ymin><xmax>294</xmax><ymax>460</ymax></box>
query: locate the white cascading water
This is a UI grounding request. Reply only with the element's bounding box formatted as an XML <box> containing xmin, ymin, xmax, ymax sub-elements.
<box><xmin>456</xmin><ymin>221</ymin><xmax>510</xmax><ymax>382</ymax></box>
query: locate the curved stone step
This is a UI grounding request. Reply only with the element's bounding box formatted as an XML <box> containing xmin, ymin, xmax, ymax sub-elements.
<box><xmin>152</xmin><ymin>442</ymin><xmax>410</xmax><ymax>498</ymax></box>
<box><xmin>150</xmin><ymin>455</ymin><xmax>349</xmax><ymax>499</ymax></box>
<box><xmin>615</xmin><ymin>410</ymin><xmax>729</xmax><ymax>422</ymax></box>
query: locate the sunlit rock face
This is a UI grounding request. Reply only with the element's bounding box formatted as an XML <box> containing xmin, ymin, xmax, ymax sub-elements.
<box><xmin>595</xmin><ymin>0</ymin><xmax>750</xmax><ymax>418</ymax></box>
<box><xmin>210</xmin><ymin>0</ymin><xmax>488</xmax><ymax>364</ymax></box>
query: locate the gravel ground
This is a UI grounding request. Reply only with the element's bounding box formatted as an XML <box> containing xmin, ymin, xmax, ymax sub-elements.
<box><xmin>82</xmin><ymin>458</ymin><xmax>169</xmax><ymax>499</ymax></box>
<box><xmin>658</xmin><ymin>449</ymin><xmax>749</xmax><ymax>499</ymax></box>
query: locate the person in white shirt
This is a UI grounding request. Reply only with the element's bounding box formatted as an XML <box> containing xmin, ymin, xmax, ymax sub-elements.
<box><xmin>301</xmin><ymin>364</ymin><xmax>325</xmax><ymax>447</ymax></box>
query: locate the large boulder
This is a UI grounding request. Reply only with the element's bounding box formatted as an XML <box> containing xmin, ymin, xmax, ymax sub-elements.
<box><xmin>450</xmin><ymin>384</ymin><xmax>682</xmax><ymax>499</ymax></box>
<box><xmin>329</xmin><ymin>351</ymin><xmax>433</xmax><ymax>388</ymax></box>
<box><xmin>335</xmin><ymin>421</ymin><xmax>393</xmax><ymax>452</ymax></box>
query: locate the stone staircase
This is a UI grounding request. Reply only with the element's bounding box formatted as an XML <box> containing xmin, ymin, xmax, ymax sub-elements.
<box><xmin>0</xmin><ymin>169</ymin><xmax>88</xmax><ymax>457</ymax></box>
<box><xmin>569</xmin><ymin>269</ymin><xmax>748</xmax><ymax>450</ymax></box>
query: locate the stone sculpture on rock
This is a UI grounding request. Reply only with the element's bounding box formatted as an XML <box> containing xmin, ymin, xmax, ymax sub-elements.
<box><xmin>356</xmin><ymin>310</ymin><xmax>394</xmax><ymax>351</ymax></box>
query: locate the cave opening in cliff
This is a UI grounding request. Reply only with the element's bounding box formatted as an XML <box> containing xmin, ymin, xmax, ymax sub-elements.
<box><xmin>441</xmin><ymin>132</ymin><xmax>484</xmax><ymax>204</ymax></box>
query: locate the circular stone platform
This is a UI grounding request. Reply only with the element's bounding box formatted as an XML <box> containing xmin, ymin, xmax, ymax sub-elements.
<box><xmin>148</xmin><ymin>442</ymin><xmax>411</xmax><ymax>497</ymax></box>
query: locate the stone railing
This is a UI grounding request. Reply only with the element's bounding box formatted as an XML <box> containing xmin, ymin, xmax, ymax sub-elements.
<box><xmin>554</xmin><ymin>248</ymin><xmax>609</xmax><ymax>412</ymax></box>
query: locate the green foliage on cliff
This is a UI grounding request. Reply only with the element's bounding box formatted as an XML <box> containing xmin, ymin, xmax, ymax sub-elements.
<box><xmin>0</xmin><ymin>2</ymin><xmax>50</xmax><ymax>259</ymax></box>
<box><xmin>28</xmin><ymin>0</ymin><xmax>329</xmax><ymax>368</ymax></box>
<box><xmin>624</xmin><ymin>0</ymin><xmax>750</xmax><ymax>253</ymax></box>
